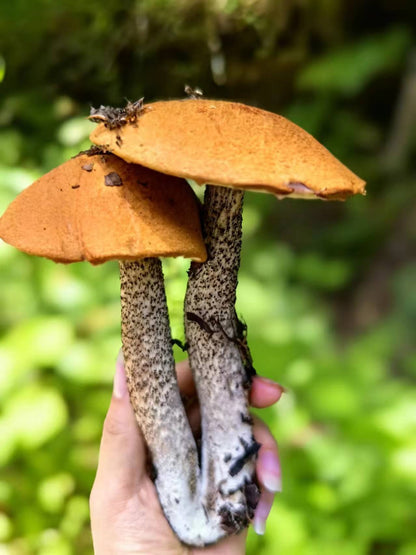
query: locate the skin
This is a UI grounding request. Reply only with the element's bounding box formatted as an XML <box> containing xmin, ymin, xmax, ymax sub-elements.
<box><xmin>90</xmin><ymin>359</ymin><xmax>283</xmax><ymax>555</ymax></box>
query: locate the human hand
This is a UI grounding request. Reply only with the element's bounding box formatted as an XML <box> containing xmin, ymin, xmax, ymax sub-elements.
<box><xmin>90</xmin><ymin>358</ymin><xmax>283</xmax><ymax>555</ymax></box>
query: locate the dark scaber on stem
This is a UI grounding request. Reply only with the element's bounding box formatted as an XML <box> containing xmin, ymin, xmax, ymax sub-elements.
<box><xmin>184</xmin><ymin>185</ymin><xmax>260</xmax><ymax>535</ymax></box>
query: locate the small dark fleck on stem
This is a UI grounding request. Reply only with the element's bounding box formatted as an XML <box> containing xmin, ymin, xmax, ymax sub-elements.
<box><xmin>186</xmin><ymin>312</ymin><xmax>215</xmax><ymax>335</ymax></box>
<box><xmin>243</xmin><ymin>483</ymin><xmax>260</xmax><ymax>515</ymax></box>
<box><xmin>229</xmin><ymin>440</ymin><xmax>261</xmax><ymax>477</ymax></box>
<box><xmin>240</xmin><ymin>413</ymin><xmax>253</xmax><ymax>425</ymax></box>
<box><xmin>71</xmin><ymin>185</ymin><xmax>80</xmax><ymax>190</ymax></box>
<box><xmin>202</xmin><ymin>504</ymin><xmax>209</xmax><ymax>520</ymax></box>
<box><xmin>104</xmin><ymin>172</ymin><xmax>123</xmax><ymax>187</ymax></box>
<box><xmin>81</xmin><ymin>163</ymin><xmax>94</xmax><ymax>172</ymax></box>
<box><xmin>218</xmin><ymin>505</ymin><xmax>249</xmax><ymax>534</ymax></box>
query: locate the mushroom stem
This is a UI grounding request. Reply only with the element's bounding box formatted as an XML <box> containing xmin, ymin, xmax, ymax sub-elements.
<box><xmin>119</xmin><ymin>258</ymin><xmax>228</xmax><ymax>546</ymax></box>
<box><xmin>185</xmin><ymin>186</ymin><xmax>259</xmax><ymax>536</ymax></box>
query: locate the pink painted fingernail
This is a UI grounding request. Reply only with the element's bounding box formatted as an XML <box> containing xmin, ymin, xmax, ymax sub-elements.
<box><xmin>253</xmin><ymin>491</ymin><xmax>274</xmax><ymax>535</ymax></box>
<box><xmin>260</xmin><ymin>449</ymin><xmax>282</xmax><ymax>492</ymax></box>
<box><xmin>113</xmin><ymin>353</ymin><xmax>128</xmax><ymax>399</ymax></box>
<box><xmin>253</xmin><ymin>516</ymin><xmax>266</xmax><ymax>535</ymax></box>
<box><xmin>116</xmin><ymin>348</ymin><xmax>124</xmax><ymax>368</ymax></box>
<box><xmin>258</xmin><ymin>376</ymin><xmax>286</xmax><ymax>393</ymax></box>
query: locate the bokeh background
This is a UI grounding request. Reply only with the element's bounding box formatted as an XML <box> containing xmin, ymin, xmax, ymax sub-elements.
<box><xmin>0</xmin><ymin>1</ymin><xmax>415</xmax><ymax>553</ymax></box>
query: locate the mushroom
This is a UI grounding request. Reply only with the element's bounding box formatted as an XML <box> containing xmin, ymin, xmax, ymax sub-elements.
<box><xmin>90</xmin><ymin>98</ymin><xmax>366</xmax><ymax>537</ymax></box>
<box><xmin>0</xmin><ymin>149</ymin><xmax>237</xmax><ymax>545</ymax></box>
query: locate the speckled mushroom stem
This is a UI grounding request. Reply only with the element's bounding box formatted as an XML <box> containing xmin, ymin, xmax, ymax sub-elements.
<box><xmin>119</xmin><ymin>259</ymin><xmax>199</xmax><ymax>540</ymax></box>
<box><xmin>119</xmin><ymin>258</ymin><xmax>229</xmax><ymax>546</ymax></box>
<box><xmin>185</xmin><ymin>186</ymin><xmax>259</xmax><ymax>537</ymax></box>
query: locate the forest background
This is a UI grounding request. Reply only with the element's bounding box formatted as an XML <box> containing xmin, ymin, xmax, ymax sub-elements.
<box><xmin>0</xmin><ymin>1</ymin><xmax>415</xmax><ymax>553</ymax></box>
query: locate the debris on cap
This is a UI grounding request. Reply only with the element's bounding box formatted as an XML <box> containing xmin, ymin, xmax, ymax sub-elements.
<box><xmin>104</xmin><ymin>171</ymin><xmax>123</xmax><ymax>187</ymax></box>
<box><xmin>88</xmin><ymin>98</ymin><xmax>144</xmax><ymax>129</ymax></box>
<box><xmin>0</xmin><ymin>150</ymin><xmax>207</xmax><ymax>264</ymax></box>
<box><xmin>90</xmin><ymin>99</ymin><xmax>365</xmax><ymax>201</ymax></box>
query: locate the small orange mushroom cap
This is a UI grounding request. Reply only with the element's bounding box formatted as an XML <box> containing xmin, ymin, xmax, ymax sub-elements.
<box><xmin>90</xmin><ymin>99</ymin><xmax>365</xmax><ymax>200</ymax></box>
<box><xmin>0</xmin><ymin>151</ymin><xmax>207</xmax><ymax>264</ymax></box>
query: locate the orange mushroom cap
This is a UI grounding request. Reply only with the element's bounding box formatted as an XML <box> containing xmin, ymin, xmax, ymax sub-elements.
<box><xmin>0</xmin><ymin>151</ymin><xmax>207</xmax><ymax>264</ymax></box>
<box><xmin>90</xmin><ymin>99</ymin><xmax>365</xmax><ymax>201</ymax></box>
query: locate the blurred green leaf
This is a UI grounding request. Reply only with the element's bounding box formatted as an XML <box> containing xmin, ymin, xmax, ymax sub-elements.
<box><xmin>0</xmin><ymin>55</ymin><xmax>5</xmax><ymax>82</ymax></box>
<box><xmin>39</xmin><ymin>265</ymin><xmax>95</xmax><ymax>312</ymax></box>
<box><xmin>57</xmin><ymin>117</ymin><xmax>95</xmax><ymax>147</ymax></box>
<box><xmin>0</xmin><ymin>512</ymin><xmax>13</xmax><ymax>541</ymax></box>
<box><xmin>37</xmin><ymin>473</ymin><xmax>75</xmax><ymax>513</ymax></box>
<box><xmin>372</xmin><ymin>395</ymin><xmax>416</xmax><ymax>441</ymax></box>
<box><xmin>57</xmin><ymin>336</ymin><xmax>119</xmax><ymax>384</ymax></box>
<box><xmin>0</xmin><ymin>418</ymin><xmax>17</xmax><ymax>465</ymax></box>
<box><xmin>0</xmin><ymin>165</ymin><xmax>39</xmax><ymax>198</ymax></box>
<box><xmin>3</xmin><ymin>385</ymin><xmax>68</xmax><ymax>448</ymax></box>
<box><xmin>59</xmin><ymin>496</ymin><xmax>90</xmax><ymax>538</ymax></box>
<box><xmin>391</xmin><ymin>445</ymin><xmax>416</xmax><ymax>482</ymax></box>
<box><xmin>306</xmin><ymin>377</ymin><xmax>360</xmax><ymax>420</ymax></box>
<box><xmin>298</xmin><ymin>28</ymin><xmax>411</xmax><ymax>96</ymax></box>
<box><xmin>4</xmin><ymin>316</ymin><xmax>75</xmax><ymax>368</ymax></box>
<box><xmin>0</xmin><ymin>130</ymin><xmax>24</xmax><ymax>166</ymax></box>
<box><xmin>37</xmin><ymin>529</ymin><xmax>72</xmax><ymax>555</ymax></box>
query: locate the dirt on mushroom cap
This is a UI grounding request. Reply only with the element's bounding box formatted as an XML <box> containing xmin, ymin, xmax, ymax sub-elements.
<box><xmin>0</xmin><ymin>152</ymin><xmax>207</xmax><ymax>264</ymax></box>
<box><xmin>90</xmin><ymin>99</ymin><xmax>366</xmax><ymax>201</ymax></box>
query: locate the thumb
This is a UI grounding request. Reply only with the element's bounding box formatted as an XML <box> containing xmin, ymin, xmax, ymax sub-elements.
<box><xmin>93</xmin><ymin>356</ymin><xmax>148</xmax><ymax>495</ymax></box>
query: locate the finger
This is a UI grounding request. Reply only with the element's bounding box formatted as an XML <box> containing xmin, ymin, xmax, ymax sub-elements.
<box><xmin>177</xmin><ymin>362</ymin><xmax>285</xmax><ymax>409</ymax></box>
<box><xmin>185</xmin><ymin>401</ymin><xmax>201</xmax><ymax>437</ymax></box>
<box><xmin>250</xmin><ymin>376</ymin><xmax>284</xmax><ymax>408</ymax></box>
<box><xmin>251</xmin><ymin>415</ymin><xmax>281</xmax><ymax>536</ymax></box>
<box><xmin>175</xmin><ymin>359</ymin><xmax>197</xmax><ymax>397</ymax></box>
<box><xmin>253</xmin><ymin>415</ymin><xmax>282</xmax><ymax>493</ymax></box>
<box><xmin>176</xmin><ymin>360</ymin><xmax>202</xmax><ymax>438</ymax></box>
<box><xmin>195</xmin><ymin>530</ymin><xmax>247</xmax><ymax>554</ymax></box>
<box><xmin>94</xmin><ymin>359</ymin><xmax>147</xmax><ymax>493</ymax></box>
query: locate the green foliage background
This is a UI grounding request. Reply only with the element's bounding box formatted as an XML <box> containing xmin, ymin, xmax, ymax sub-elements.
<box><xmin>0</xmin><ymin>1</ymin><xmax>415</xmax><ymax>553</ymax></box>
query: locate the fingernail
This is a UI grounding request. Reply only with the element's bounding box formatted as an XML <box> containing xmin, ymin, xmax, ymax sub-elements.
<box><xmin>258</xmin><ymin>376</ymin><xmax>287</xmax><ymax>393</ymax></box>
<box><xmin>117</xmin><ymin>348</ymin><xmax>124</xmax><ymax>367</ymax></box>
<box><xmin>260</xmin><ymin>450</ymin><xmax>282</xmax><ymax>492</ymax></box>
<box><xmin>113</xmin><ymin>356</ymin><xmax>128</xmax><ymax>399</ymax></box>
<box><xmin>253</xmin><ymin>516</ymin><xmax>266</xmax><ymax>535</ymax></box>
<box><xmin>253</xmin><ymin>491</ymin><xmax>274</xmax><ymax>535</ymax></box>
